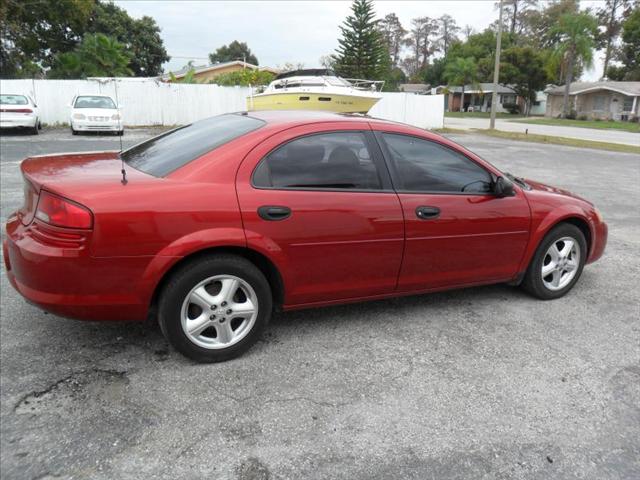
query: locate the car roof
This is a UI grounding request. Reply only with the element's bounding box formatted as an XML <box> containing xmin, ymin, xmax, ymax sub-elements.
<box><xmin>245</xmin><ymin>110</ymin><xmax>396</xmax><ymax>127</ymax></box>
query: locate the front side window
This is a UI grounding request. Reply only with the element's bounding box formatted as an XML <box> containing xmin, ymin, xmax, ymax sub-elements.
<box><xmin>381</xmin><ymin>133</ymin><xmax>492</xmax><ymax>194</ymax></box>
<box><xmin>253</xmin><ymin>132</ymin><xmax>382</xmax><ymax>190</ymax></box>
<box><xmin>74</xmin><ymin>96</ymin><xmax>116</xmax><ymax>109</ymax></box>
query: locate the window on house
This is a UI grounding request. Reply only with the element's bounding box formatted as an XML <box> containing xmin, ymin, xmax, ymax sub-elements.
<box><xmin>623</xmin><ymin>96</ymin><xmax>634</xmax><ymax>112</ymax></box>
<box><xmin>593</xmin><ymin>95</ymin><xmax>606</xmax><ymax>111</ymax></box>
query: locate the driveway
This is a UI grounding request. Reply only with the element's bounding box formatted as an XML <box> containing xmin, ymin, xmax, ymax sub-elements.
<box><xmin>444</xmin><ymin>116</ymin><xmax>640</xmax><ymax>146</ymax></box>
<box><xmin>1</xmin><ymin>129</ymin><xmax>639</xmax><ymax>480</ymax></box>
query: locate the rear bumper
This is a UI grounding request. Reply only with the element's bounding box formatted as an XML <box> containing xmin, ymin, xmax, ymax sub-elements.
<box><xmin>0</xmin><ymin>116</ymin><xmax>37</xmax><ymax>128</ymax></box>
<box><xmin>4</xmin><ymin>215</ymin><xmax>149</xmax><ymax>321</ymax></box>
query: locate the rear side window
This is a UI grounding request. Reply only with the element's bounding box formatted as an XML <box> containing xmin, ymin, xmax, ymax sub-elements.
<box><xmin>381</xmin><ymin>133</ymin><xmax>492</xmax><ymax>193</ymax></box>
<box><xmin>122</xmin><ymin>114</ymin><xmax>265</xmax><ymax>177</ymax></box>
<box><xmin>253</xmin><ymin>132</ymin><xmax>382</xmax><ymax>190</ymax></box>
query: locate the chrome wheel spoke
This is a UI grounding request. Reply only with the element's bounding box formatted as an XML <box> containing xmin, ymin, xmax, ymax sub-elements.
<box><xmin>216</xmin><ymin>321</ymin><xmax>234</xmax><ymax>344</ymax></box>
<box><xmin>216</xmin><ymin>278</ymin><xmax>239</xmax><ymax>305</ymax></box>
<box><xmin>558</xmin><ymin>239</ymin><xmax>574</xmax><ymax>259</ymax></box>
<box><xmin>229</xmin><ymin>299</ymin><xmax>256</xmax><ymax>320</ymax></box>
<box><xmin>190</xmin><ymin>286</ymin><xmax>216</xmax><ymax>310</ymax></box>
<box><xmin>187</xmin><ymin>314</ymin><xmax>212</xmax><ymax>336</ymax></box>
<box><xmin>548</xmin><ymin>244</ymin><xmax>561</xmax><ymax>263</ymax></box>
<box><xmin>541</xmin><ymin>260</ymin><xmax>556</xmax><ymax>276</ymax></box>
<box><xmin>565</xmin><ymin>258</ymin><xmax>578</xmax><ymax>272</ymax></box>
<box><xmin>550</xmin><ymin>270</ymin><xmax>562</xmax><ymax>288</ymax></box>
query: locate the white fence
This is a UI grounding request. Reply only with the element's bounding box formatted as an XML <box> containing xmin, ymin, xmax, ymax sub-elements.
<box><xmin>0</xmin><ymin>78</ymin><xmax>444</xmax><ymax>129</ymax></box>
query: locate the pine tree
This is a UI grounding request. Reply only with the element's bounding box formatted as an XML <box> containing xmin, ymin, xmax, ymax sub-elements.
<box><xmin>333</xmin><ymin>0</ymin><xmax>386</xmax><ymax>79</ymax></box>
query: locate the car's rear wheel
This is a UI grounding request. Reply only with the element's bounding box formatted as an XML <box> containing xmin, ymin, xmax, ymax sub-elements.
<box><xmin>158</xmin><ymin>255</ymin><xmax>272</xmax><ymax>362</ymax></box>
<box><xmin>31</xmin><ymin>124</ymin><xmax>38</xmax><ymax>135</ymax></box>
<box><xmin>522</xmin><ymin>223</ymin><xmax>586</xmax><ymax>300</ymax></box>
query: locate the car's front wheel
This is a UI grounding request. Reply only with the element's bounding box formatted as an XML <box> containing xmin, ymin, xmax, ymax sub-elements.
<box><xmin>158</xmin><ymin>254</ymin><xmax>272</xmax><ymax>362</ymax></box>
<box><xmin>522</xmin><ymin>223</ymin><xmax>587</xmax><ymax>300</ymax></box>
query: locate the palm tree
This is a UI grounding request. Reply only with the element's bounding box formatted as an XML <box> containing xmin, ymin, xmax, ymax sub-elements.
<box><xmin>550</xmin><ymin>12</ymin><xmax>598</xmax><ymax>118</ymax></box>
<box><xmin>444</xmin><ymin>57</ymin><xmax>479</xmax><ymax>112</ymax></box>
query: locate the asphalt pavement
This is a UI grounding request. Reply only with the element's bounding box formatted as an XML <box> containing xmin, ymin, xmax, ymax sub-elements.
<box><xmin>1</xmin><ymin>127</ymin><xmax>639</xmax><ymax>479</ymax></box>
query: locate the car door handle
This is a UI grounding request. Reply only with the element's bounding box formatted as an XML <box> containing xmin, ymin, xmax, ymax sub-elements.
<box><xmin>415</xmin><ymin>206</ymin><xmax>440</xmax><ymax>220</ymax></box>
<box><xmin>258</xmin><ymin>206</ymin><xmax>291</xmax><ymax>221</ymax></box>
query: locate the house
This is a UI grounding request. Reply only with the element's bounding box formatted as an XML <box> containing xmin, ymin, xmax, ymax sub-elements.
<box><xmin>433</xmin><ymin>83</ymin><xmax>523</xmax><ymax>113</ymax></box>
<box><xmin>545</xmin><ymin>81</ymin><xmax>640</xmax><ymax>121</ymax></box>
<box><xmin>163</xmin><ymin>61</ymin><xmax>279</xmax><ymax>83</ymax></box>
<box><xmin>399</xmin><ymin>83</ymin><xmax>430</xmax><ymax>95</ymax></box>
<box><xmin>528</xmin><ymin>90</ymin><xmax>547</xmax><ymax>116</ymax></box>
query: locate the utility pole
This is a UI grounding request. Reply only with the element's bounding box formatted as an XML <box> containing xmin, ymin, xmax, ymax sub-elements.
<box><xmin>490</xmin><ymin>0</ymin><xmax>504</xmax><ymax>130</ymax></box>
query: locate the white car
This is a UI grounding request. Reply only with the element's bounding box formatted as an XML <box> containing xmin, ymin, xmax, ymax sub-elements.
<box><xmin>0</xmin><ymin>94</ymin><xmax>41</xmax><ymax>134</ymax></box>
<box><xmin>70</xmin><ymin>95</ymin><xmax>123</xmax><ymax>135</ymax></box>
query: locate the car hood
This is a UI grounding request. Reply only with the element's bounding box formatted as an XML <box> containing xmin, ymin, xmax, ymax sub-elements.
<box><xmin>523</xmin><ymin>178</ymin><xmax>592</xmax><ymax>205</ymax></box>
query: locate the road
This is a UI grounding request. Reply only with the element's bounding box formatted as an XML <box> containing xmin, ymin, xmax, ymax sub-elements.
<box><xmin>1</xmin><ymin>128</ymin><xmax>639</xmax><ymax>480</ymax></box>
<box><xmin>444</xmin><ymin>116</ymin><xmax>640</xmax><ymax>146</ymax></box>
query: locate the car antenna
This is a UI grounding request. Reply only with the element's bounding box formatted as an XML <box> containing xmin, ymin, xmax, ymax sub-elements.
<box><xmin>113</xmin><ymin>77</ymin><xmax>127</xmax><ymax>185</ymax></box>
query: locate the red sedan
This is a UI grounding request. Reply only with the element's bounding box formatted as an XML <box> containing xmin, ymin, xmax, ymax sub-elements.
<box><xmin>4</xmin><ymin>111</ymin><xmax>607</xmax><ymax>362</ymax></box>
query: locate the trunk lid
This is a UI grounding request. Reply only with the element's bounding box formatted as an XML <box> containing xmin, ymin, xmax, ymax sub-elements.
<box><xmin>19</xmin><ymin>151</ymin><xmax>156</xmax><ymax>226</ymax></box>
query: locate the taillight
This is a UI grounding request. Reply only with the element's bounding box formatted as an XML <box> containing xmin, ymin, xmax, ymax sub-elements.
<box><xmin>35</xmin><ymin>191</ymin><xmax>93</xmax><ymax>229</ymax></box>
<box><xmin>1</xmin><ymin>108</ymin><xmax>33</xmax><ymax>113</ymax></box>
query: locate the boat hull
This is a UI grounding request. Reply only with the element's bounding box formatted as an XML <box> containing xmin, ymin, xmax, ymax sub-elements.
<box><xmin>247</xmin><ymin>92</ymin><xmax>380</xmax><ymax>113</ymax></box>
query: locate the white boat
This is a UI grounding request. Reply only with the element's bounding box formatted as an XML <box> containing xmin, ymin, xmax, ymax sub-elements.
<box><xmin>247</xmin><ymin>69</ymin><xmax>384</xmax><ymax>113</ymax></box>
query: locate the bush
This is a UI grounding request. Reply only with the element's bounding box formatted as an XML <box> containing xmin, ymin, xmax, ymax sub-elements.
<box><xmin>502</xmin><ymin>102</ymin><xmax>520</xmax><ymax>114</ymax></box>
<box><xmin>566</xmin><ymin>109</ymin><xmax>577</xmax><ymax>120</ymax></box>
<box><xmin>577</xmin><ymin>114</ymin><xmax>588</xmax><ymax>121</ymax></box>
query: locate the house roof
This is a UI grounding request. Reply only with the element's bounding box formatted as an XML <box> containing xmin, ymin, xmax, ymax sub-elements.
<box><xmin>400</xmin><ymin>83</ymin><xmax>430</xmax><ymax>93</ymax></box>
<box><xmin>164</xmin><ymin>60</ymin><xmax>259</xmax><ymax>80</ymax></box>
<box><xmin>448</xmin><ymin>83</ymin><xmax>516</xmax><ymax>94</ymax></box>
<box><xmin>546</xmin><ymin>81</ymin><xmax>640</xmax><ymax>97</ymax></box>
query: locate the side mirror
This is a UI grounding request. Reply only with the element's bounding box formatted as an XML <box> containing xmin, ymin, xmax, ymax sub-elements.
<box><xmin>493</xmin><ymin>176</ymin><xmax>515</xmax><ymax>197</ymax></box>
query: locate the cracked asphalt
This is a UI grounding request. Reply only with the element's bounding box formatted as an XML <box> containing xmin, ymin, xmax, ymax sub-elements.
<box><xmin>1</xmin><ymin>128</ymin><xmax>639</xmax><ymax>479</ymax></box>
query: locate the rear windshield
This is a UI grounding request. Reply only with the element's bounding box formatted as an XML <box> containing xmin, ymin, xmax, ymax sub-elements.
<box><xmin>1</xmin><ymin>95</ymin><xmax>28</xmax><ymax>105</ymax></box>
<box><xmin>74</xmin><ymin>96</ymin><xmax>116</xmax><ymax>109</ymax></box>
<box><xmin>121</xmin><ymin>114</ymin><xmax>265</xmax><ymax>176</ymax></box>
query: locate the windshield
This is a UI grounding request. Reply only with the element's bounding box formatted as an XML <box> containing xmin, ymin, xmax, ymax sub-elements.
<box><xmin>74</xmin><ymin>96</ymin><xmax>116</xmax><ymax>109</ymax></box>
<box><xmin>1</xmin><ymin>95</ymin><xmax>28</xmax><ymax>105</ymax></box>
<box><xmin>121</xmin><ymin>114</ymin><xmax>265</xmax><ymax>177</ymax></box>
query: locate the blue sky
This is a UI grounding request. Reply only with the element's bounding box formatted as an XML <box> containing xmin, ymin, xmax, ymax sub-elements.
<box><xmin>116</xmin><ymin>1</ymin><xmax>604</xmax><ymax>80</ymax></box>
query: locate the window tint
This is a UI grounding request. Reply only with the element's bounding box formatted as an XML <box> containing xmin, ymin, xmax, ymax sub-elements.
<box><xmin>74</xmin><ymin>96</ymin><xmax>116</xmax><ymax>109</ymax></box>
<box><xmin>253</xmin><ymin>132</ymin><xmax>382</xmax><ymax>190</ymax></box>
<box><xmin>122</xmin><ymin>114</ymin><xmax>265</xmax><ymax>177</ymax></box>
<box><xmin>382</xmin><ymin>133</ymin><xmax>492</xmax><ymax>193</ymax></box>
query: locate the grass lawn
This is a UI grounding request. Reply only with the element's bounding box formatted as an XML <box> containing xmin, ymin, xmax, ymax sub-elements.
<box><xmin>444</xmin><ymin>111</ymin><xmax>524</xmax><ymax>119</ymax></box>
<box><xmin>512</xmin><ymin>117</ymin><xmax>640</xmax><ymax>133</ymax></box>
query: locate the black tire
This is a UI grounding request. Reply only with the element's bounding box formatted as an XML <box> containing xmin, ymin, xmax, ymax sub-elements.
<box><xmin>158</xmin><ymin>254</ymin><xmax>272</xmax><ymax>362</ymax></box>
<box><xmin>117</xmin><ymin>130</ymin><xmax>124</xmax><ymax>136</ymax></box>
<box><xmin>37</xmin><ymin>121</ymin><xmax>42</xmax><ymax>130</ymax></box>
<box><xmin>521</xmin><ymin>223</ymin><xmax>587</xmax><ymax>300</ymax></box>
<box><xmin>31</xmin><ymin>124</ymin><xmax>38</xmax><ymax>135</ymax></box>
<box><xmin>71</xmin><ymin>128</ymin><xmax>78</xmax><ymax>136</ymax></box>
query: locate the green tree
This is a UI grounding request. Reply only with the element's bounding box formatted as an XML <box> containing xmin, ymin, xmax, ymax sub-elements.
<box><xmin>333</xmin><ymin>0</ymin><xmax>387</xmax><ymax>79</ymax></box>
<box><xmin>0</xmin><ymin>0</ymin><xmax>93</xmax><ymax>77</ymax></box>
<box><xmin>500</xmin><ymin>46</ymin><xmax>548</xmax><ymax>115</ymax></box>
<box><xmin>423</xmin><ymin>57</ymin><xmax>447</xmax><ymax>86</ymax></box>
<box><xmin>88</xmin><ymin>1</ymin><xmax>170</xmax><ymax>76</ymax></box>
<box><xmin>377</xmin><ymin>13</ymin><xmax>406</xmax><ymax>67</ymax></box>
<box><xmin>438</xmin><ymin>14</ymin><xmax>460</xmax><ymax>55</ymax></box>
<box><xmin>49</xmin><ymin>33</ymin><xmax>132</xmax><ymax>79</ymax></box>
<box><xmin>209</xmin><ymin>41</ymin><xmax>258</xmax><ymax>65</ymax></box>
<box><xmin>596</xmin><ymin>0</ymin><xmax>632</xmax><ymax>78</ymax></box>
<box><xmin>403</xmin><ymin>16</ymin><xmax>439</xmax><ymax>77</ymax></box>
<box><xmin>550</xmin><ymin>12</ymin><xmax>598</xmax><ymax>117</ymax></box>
<box><xmin>212</xmin><ymin>69</ymin><xmax>275</xmax><ymax>86</ymax></box>
<box><xmin>444</xmin><ymin>57</ymin><xmax>479</xmax><ymax>112</ymax></box>
<box><xmin>610</xmin><ymin>6</ymin><xmax>640</xmax><ymax>80</ymax></box>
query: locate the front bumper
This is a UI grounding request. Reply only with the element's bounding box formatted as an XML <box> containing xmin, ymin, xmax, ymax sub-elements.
<box><xmin>71</xmin><ymin>119</ymin><xmax>122</xmax><ymax>132</ymax></box>
<box><xmin>4</xmin><ymin>215</ymin><xmax>148</xmax><ymax>321</ymax></box>
<box><xmin>587</xmin><ymin>220</ymin><xmax>608</xmax><ymax>264</ymax></box>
